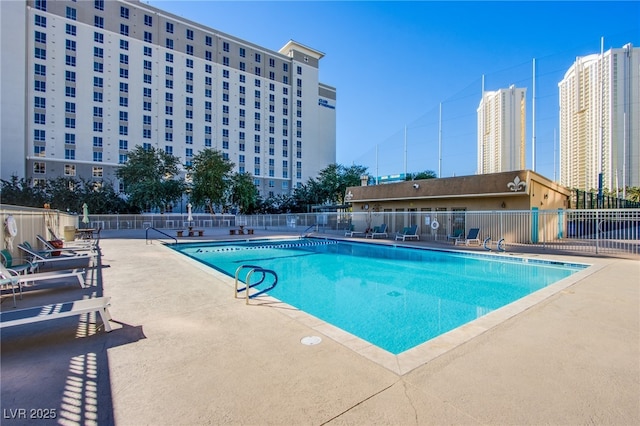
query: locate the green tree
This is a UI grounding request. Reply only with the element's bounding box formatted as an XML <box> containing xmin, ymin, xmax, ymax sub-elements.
<box><xmin>229</xmin><ymin>172</ymin><xmax>260</xmax><ymax>214</ymax></box>
<box><xmin>188</xmin><ymin>148</ymin><xmax>234</xmax><ymax>214</ymax></box>
<box><xmin>406</xmin><ymin>170</ymin><xmax>437</xmax><ymax>180</ymax></box>
<box><xmin>310</xmin><ymin>163</ymin><xmax>368</xmax><ymax>206</ymax></box>
<box><xmin>624</xmin><ymin>186</ymin><xmax>640</xmax><ymax>203</ymax></box>
<box><xmin>47</xmin><ymin>177</ymin><xmax>81</xmax><ymax>212</ymax></box>
<box><xmin>116</xmin><ymin>146</ymin><xmax>184</xmax><ymax>212</ymax></box>
<box><xmin>0</xmin><ymin>176</ymin><xmax>47</xmax><ymax>208</ymax></box>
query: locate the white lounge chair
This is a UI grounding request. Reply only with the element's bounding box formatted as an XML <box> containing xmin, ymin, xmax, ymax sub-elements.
<box><xmin>344</xmin><ymin>225</ymin><xmax>366</xmax><ymax>237</ymax></box>
<box><xmin>1</xmin><ymin>262</ymin><xmax>87</xmax><ymax>290</ymax></box>
<box><xmin>366</xmin><ymin>224</ymin><xmax>388</xmax><ymax>239</ymax></box>
<box><xmin>0</xmin><ymin>296</ymin><xmax>113</xmax><ymax>332</ymax></box>
<box><xmin>455</xmin><ymin>228</ymin><xmax>481</xmax><ymax>246</ymax></box>
<box><xmin>36</xmin><ymin>235</ymin><xmax>98</xmax><ymax>257</ymax></box>
<box><xmin>395</xmin><ymin>225</ymin><xmax>419</xmax><ymax>241</ymax></box>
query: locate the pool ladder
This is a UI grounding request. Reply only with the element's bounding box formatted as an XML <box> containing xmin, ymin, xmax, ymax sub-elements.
<box><xmin>234</xmin><ymin>265</ymin><xmax>278</xmax><ymax>305</ymax></box>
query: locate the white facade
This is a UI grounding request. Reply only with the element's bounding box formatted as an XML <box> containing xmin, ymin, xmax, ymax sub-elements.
<box><xmin>477</xmin><ymin>85</ymin><xmax>526</xmax><ymax>174</ymax></box>
<box><xmin>0</xmin><ymin>0</ymin><xmax>336</xmax><ymax>198</ymax></box>
<box><xmin>558</xmin><ymin>43</ymin><xmax>639</xmax><ymax>191</ymax></box>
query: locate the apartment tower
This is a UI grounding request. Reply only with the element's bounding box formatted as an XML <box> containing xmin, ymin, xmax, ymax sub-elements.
<box><xmin>558</xmin><ymin>43</ymin><xmax>639</xmax><ymax>191</ymax></box>
<box><xmin>0</xmin><ymin>0</ymin><xmax>336</xmax><ymax>198</ymax></box>
<box><xmin>477</xmin><ymin>85</ymin><xmax>526</xmax><ymax>174</ymax></box>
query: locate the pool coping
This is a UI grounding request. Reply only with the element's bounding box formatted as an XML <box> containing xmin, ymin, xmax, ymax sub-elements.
<box><xmin>169</xmin><ymin>237</ymin><xmax>601</xmax><ymax>375</ymax></box>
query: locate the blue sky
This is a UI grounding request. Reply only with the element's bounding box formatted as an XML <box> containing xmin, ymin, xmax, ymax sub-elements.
<box><xmin>148</xmin><ymin>1</ymin><xmax>639</xmax><ymax>181</ymax></box>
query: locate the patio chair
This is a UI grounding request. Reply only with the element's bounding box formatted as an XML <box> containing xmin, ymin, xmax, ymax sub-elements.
<box><xmin>366</xmin><ymin>224</ymin><xmax>388</xmax><ymax>239</ymax></box>
<box><xmin>1</xmin><ymin>249</ymin><xmax>35</xmax><ymax>274</ymax></box>
<box><xmin>1</xmin><ymin>260</ymin><xmax>88</xmax><ymax>290</ymax></box>
<box><xmin>0</xmin><ymin>296</ymin><xmax>113</xmax><ymax>332</ymax></box>
<box><xmin>395</xmin><ymin>225</ymin><xmax>419</xmax><ymax>241</ymax></box>
<box><xmin>446</xmin><ymin>228</ymin><xmax>465</xmax><ymax>243</ymax></box>
<box><xmin>344</xmin><ymin>224</ymin><xmax>366</xmax><ymax>237</ymax></box>
<box><xmin>0</xmin><ymin>265</ymin><xmax>22</xmax><ymax>307</ymax></box>
<box><xmin>455</xmin><ymin>228</ymin><xmax>481</xmax><ymax>246</ymax></box>
<box><xmin>36</xmin><ymin>235</ymin><xmax>98</xmax><ymax>256</ymax></box>
<box><xmin>48</xmin><ymin>227</ymin><xmax>96</xmax><ymax>249</ymax></box>
<box><xmin>17</xmin><ymin>243</ymin><xmax>92</xmax><ymax>275</ymax></box>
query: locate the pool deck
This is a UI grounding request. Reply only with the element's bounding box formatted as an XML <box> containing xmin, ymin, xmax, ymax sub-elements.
<box><xmin>1</xmin><ymin>228</ymin><xmax>638</xmax><ymax>425</ymax></box>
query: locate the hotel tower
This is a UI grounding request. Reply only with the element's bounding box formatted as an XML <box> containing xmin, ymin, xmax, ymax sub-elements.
<box><xmin>477</xmin><ymin>85</ymin><xmax>527</xmax><ymax>174</ymax></box>
<box><xmin>558</xmin><ymin>43</ymin><xmax>639</xmax><ymax>191</ymax></box>
<box><xmin>0</xmin><ymin>0</ymin><xmax>336</xmax><ymax>198</ymax></box>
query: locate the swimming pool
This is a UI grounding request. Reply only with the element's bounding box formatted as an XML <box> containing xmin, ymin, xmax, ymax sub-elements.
<box><xmin>174</xmin><ymin>238</ymin><xmax>588</xmax><ymax>355</ymax></box>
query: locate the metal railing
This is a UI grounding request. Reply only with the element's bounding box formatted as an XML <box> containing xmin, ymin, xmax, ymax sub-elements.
<box><xmin>3</xmin><ymin>205</ymin><xmax>638</xmax><ymax>257</ymax></box>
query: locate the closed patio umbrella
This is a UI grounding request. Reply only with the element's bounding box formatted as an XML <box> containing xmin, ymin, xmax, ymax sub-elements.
<box><xmin>82</xmin><ymin>203</ymin><xmax>90</xmax><ymax>228</ymax></box>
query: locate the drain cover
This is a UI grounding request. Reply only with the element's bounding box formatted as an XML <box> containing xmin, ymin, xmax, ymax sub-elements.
<box><xmin>301</xmin><ymin>336</ymin><xmax>322</xmax><ymax>346</ymax></box>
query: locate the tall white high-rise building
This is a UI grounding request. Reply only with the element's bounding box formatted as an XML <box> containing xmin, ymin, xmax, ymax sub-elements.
<box><xmin>0</xmin><ymin>0</ymin><xmax>336</xmax><ymax>198</ymax></box>
<box><xmin>558</xmin><ymin>43</ymin><xmax>639</xmax><ymax>191</ymax></box>
<box><xmin>477</xmin><ymin>85</ymin><xmax>526</xmax><ymax>174</ymax></box>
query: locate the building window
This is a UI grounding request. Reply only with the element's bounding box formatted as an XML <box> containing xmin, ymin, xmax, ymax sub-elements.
<box><xmin>94</xmin><ymin>16</ymin><xmax>104</xmax><ymax>29</ymax></box>
<box><xmin>35</xmin><ymin>31</ymin><xmax>46</xmax><ymax>44</ymax></box>
<box><xmin>95</xmin><ymin>0</ymin><xmax>104</xmax><ymax>11</ymax></box>
<box><xmin>35</xmin><ymin>96</ymin><xmax>46</xmax><ymax>109</ymax></box>
<box><xmin>66</xmin><ymin>7</ymin><xmax>76</xmax><ymax>20</ymax></box>
<box><xmin>119</xmin><ymin>111</ymin><xmax>128</xmax><ymax>121</ymax></box>
<box><xmin>65</xmin><ymin>164</ymin><xmax>76</xmax><ymax>176</ymax></box>
<box><xmin>120</xmin><ymin>39</ymin><xmax>128</xmax><ymax>50</ymax></box>
<box><xmin>144</xmin><ymin>15</ymin><xmax>153</xmax><ymax>26</ymax></box>
<box><xmin>119</xmin><ymin>140</ymin><xmax>128</xmax><ymax>150</ymax></box>
<box><xmin>144</xmin><ymin>46</ymin><xmax>152</xmax><ymax>57</ymax></box>
<box><xmin>92</xmin><ymin>106</ymin><xmax>102</xmax><ymax>117</ymax></box>
<box><xmin>223</xmin><ymin>42</ymin><xmax>229</xmax><ymax>52</ymax></box>
<box><xmin>35</xmin><ymin>111</ymin><xmax>46</xmax><ymax>124</ymax></box>
<box><xmin>34</xmin><ymin>162</ymin><xmax>45</xmax><ymax>174</ymax></box>
<box><xmin>119</xmin><ymin>154</ymin><xmax>128</xmax><ymax>164</ymax></box>
<box><xmin>65</xmin><ymin>149</ymin><xmax>75</xmax><ymax>160</ymax></box>
<box><xmin>93</xmin><ymin>136</ymin><xmax>103</xmax><ymax>147</ymax></box>
<box><xmin>166</xmin><ymin>22</ymin><xmax>174</xmax><ymax>33</ymax></box>
<box><xmin>64</xmin><ymin>86</ymin><xmax>75</xmax><ymax>97</ymax></box>
<box><xmin>94</xmin><ymin>32</ymin><xmax>103</xmax><ymax>43</ymax></box>
<box><xmin>93</xmin><ymin>167</ymin><xmax>103</xmax><ymax>177</ymax></box>
<box><xmin>120</xmin><ymin>24</ymin><xmax>129</xmax><ymax>36</ymax></box>
<box><xmin>35</xmin><ymin>15</ymin><xmax>47</xmax><ymax>28</ymax></box>
<box><xmin>205</xmin><ymin>35</ymin><xmax>212</xmax><ymax>46</ymax></box>
<box><xmin>35</xmin><ymin>63</ymin><xmax>46</xmax><ymax>76</ymax></box>
<box><xmin>64</xmin><ymin>133</ymin><xmax>75</xmax><ymax>144</ymax></box>
<box><xmin>186</xmin><ymin>29</ymin><xmax>194</xmax><ymax>40</ymax></box>
<box><xmin>121</xmin><ymin>6</ymin><xmax>129</xmax><ymax>19</ymax></box>
<box><xmin>94</xmin><ymin>92</ymin><xmax>103</xmax><ymax>102</ymax></box>
<box><xmin>35</xmin><ymin>47</ymin><xmax>46</xmax><ymax>59</ymax></box>
<box><xmin>166</xmin><ymin>52</ymin><xmax>173</xmax><ymax>63</ymax></box>
<box><xmin>239</xmin><ymin>47</ymin><xmax>246</xmax><ymax>57</ymax></box>
<box><xmin>144</xmin><ymin>32</ymin><xmax>152</xmax><ymax>43</ymax></box>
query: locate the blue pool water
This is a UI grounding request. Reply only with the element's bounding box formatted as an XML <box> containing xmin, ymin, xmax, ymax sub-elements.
<box><xmin>174</xmin><ymin>238</ymin><xmax>587</xmax><ymax>355</ymax></box>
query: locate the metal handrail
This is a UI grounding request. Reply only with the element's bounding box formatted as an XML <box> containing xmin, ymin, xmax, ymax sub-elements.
<box><xmin>145</xmin><ymin>227</ymin><xmax>178</xmax><ymax>245</ymax></box>
<box><xmin>300</xmin><ymin>224</ymin><xmax>316</xmax><ymax>238</ymax></box>
<box><xmin>234</xmin><ymin>264</ymin><xmax>278</xmax><ymax>304</ymax></box>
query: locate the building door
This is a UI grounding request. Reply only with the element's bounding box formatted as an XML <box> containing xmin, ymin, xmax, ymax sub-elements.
<box><xmin>452</xmin><ymin>208</ymin><xmax>466</xmax><ymax>237</ymax></box>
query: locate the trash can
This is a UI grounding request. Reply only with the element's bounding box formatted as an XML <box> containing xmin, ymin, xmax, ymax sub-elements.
<box><xmin>64</xmin><ymin>225</ymin><xmax>76</xmax><ymax>242</ymax></box>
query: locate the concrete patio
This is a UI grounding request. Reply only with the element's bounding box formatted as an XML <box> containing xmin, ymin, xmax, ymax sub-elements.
<box><xmin>1</xmin><ymin>228</ymin><xmax>638</xmax><ymax>425</ymax></box>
